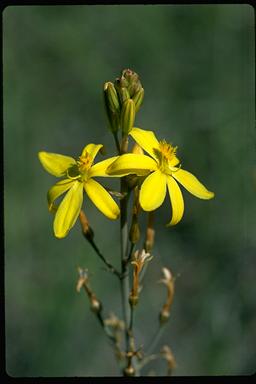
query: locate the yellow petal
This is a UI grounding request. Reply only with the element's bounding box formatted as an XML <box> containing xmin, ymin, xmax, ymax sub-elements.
<box><xmin>89</xmin><ymin>156</ymin><xmax>119</xmax><ymax>178</ymax></box>
<box><xmin>47</xmin><ymin>179</ymin><xmax>74</xmax><ymax>212</ymax></box>
<box><xmin>84</xmin><ymin>179</ymin><xmax>120</xmax><ymax>220</ymax></box>
<box><xmin>139</xmin><ymin>170</ymin><xmax>167</xmax><ymax>211</ymax></box>
<box><xmin>53</xmin><ymin>181</ymin><xmax>84</xmax><ymax>238</ymax></box>
<box><xmin>169</xmin><ymin>156</ymin><xmax>180</xmax><ymax>167</ymax></box>
<box><xmin>172</xmin><ymin>168</ymin><xmax>215</xmax><ymax>200</ymax></box>
<box><xmin>129</xmin><ymin>127</ymin><xmax>159</xmax><ymax>160</ymax></box>
<box><xmin>107</xmin><ymin>154</ymin><xmax>157</xmax><ymax>177</ymax></box>
<box><xmin>81</xmin><ymin>144</ymin><xmax>103</xmax><ymax>161</ymax></box>
<box><xmin>38</xmin><ymin>151</ymin><xmax>76</xmax><ymax>177</ymax></box>
<box><xmin>166</xmin><ymin>176</ymin><xmax>184</xmax><ymax>226</ymax></box>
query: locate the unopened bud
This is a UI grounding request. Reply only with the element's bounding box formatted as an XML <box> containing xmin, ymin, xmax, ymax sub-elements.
<box><xmin>103</xmin><ymin>82</ymin><xmax>120</xmax><ymax>133</ymax></box>
<box><xmin>104</xmin><ymin>82</ymin><xmax>120</xmax><ymax>113</ymax></box>
<box><xmin>115</xmin><ymin>75</ymin><xmax>129</xmax><ymax>89</ymax></box>
<box><xmin>119</xmin><ymin>87</ymin><xmax>130</xmax><ymax>103</ymax></box>
<box><xmin>145</xmin><ymin>226</ymin><xmax>155</xmax><ymax>253</ymax></box>
<box><xmin>121</xmin><ymin>99</ymin><xmax>135</xmax><ymax>135</ymax></box>
<box><xmin>129</xmin><ymin>218</ymin><xmax>140</xmax><ymax>244</ymax></box>
<box><xmin>79</xmin><ymin>210</ymin><xmax>94</xmax><ymax>242</ymax></box>
<box><xmin>114</xmin><ymin>69</ymin><xmax>143</xmax><ymax>106</ymax></box>
<box><xmin>114</xmin><ymin>76</ymin><xmax>130</xmax><ymax>104</ymax></box>
<box><xmin>132</xmin><ymin>87</ymin><xmax>144</xmax><ymax>112</ymax></box>
<box><xmin>122</xmin><ymin>68</ymin><xmax>142</xmax><ymax>98</ymax></box>
<box><xmin>144</xmin><ymin>211</ymin><xmax>155</xmax><ymax>252</ymax></box>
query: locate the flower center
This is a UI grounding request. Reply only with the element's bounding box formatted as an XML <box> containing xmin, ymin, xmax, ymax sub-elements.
<box><xmin>77</xmin><ymin>152</ymin><xmax>93</xmax><ymax>174</ymax></box>
<box><xmin>153</xmin><ymin>140</ymin><xmax>178</xmax><ymax>173</ymax></box>
<box><xmin>159</xmin><ymin>140</ymin><xmax>177</xmax><ymax>161</ymax></box>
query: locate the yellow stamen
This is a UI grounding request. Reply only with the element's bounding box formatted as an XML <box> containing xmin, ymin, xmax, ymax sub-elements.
<box><xmin>159</xmin><ymin>140</ymin><xmax>177</xmax><ymax>161</ymax></box>
<box><xmin>77</xmin><ymin>152</ymin><xmax>93</xmax><ymax>173</ymax></box>
<box><xmin>153</xmin><ymin>140</ymin><xmax>178</xmax><ymax>173</ymax></box>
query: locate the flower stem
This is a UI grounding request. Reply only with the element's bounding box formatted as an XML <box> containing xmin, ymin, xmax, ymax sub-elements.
<box><xmin>120</xmin><ymin>178</ymin><xmax>130</xmax><ymax>352</ymax></box>
<box><xmin>89</xmin><ymin>296</ymin><xmax>115</xmax><ymax>342</ymax></box>
<box><xmin>86</xmin><ymin>236</ymin><xmax>122</xmax><ymax>278</ymax></box>
<box><xmin>144</xmin><ymin>322</ymin><xmax>167</xmax><ymax>356</ymax></box>
<box><xmin>113</xmin><ymin>131</ymin><xmax>121</xmax><ymax>154</ymax></box>
<box><xmin>79</xmin><ymin>210</ymin><xmax>121</xmax><ymax>278</ymax></box>
<box><xmin>128</xmin><ymin>303</ymin><xmax>136</xmax><ymax>360</ymax></box>
<box><xmin>80</xmin><ymin>284</ymin><xmax>124</xmax><ymax>373</ymax></box>
<box><xmin>137</xmin><ymin>353</ymin><xmax>160</xmax><ymax>370</ymax></box>
<box><xmin>125</xmin><ymin>242</ymin><xmax>135</xmax><ymax>267</ymax></box>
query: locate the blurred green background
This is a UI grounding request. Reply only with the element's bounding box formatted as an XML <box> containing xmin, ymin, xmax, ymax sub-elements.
<box><xmin>4</xmin><ymin>4</ymin><xmax>255</xmax><ymax>377</ymax></box>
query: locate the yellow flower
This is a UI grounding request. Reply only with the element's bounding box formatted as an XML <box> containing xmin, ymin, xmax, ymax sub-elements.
<box><xmin>38</xmin><ymin>144</ymin><xmax>120</xmax><ymax>238</ymax></box>
<box><xmin>107</xmin><ymin>128</ymin><xmax>214</xmax><ymax>225</ymax></box>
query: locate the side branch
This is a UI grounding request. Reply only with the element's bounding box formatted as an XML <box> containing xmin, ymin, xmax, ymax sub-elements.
<box><xmin>79</xmin><ymin>210</ymin><xmax>122</xmax><ymax>279</ymax></box>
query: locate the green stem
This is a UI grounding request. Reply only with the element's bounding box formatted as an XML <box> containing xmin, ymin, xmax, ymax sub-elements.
<box><xmin>137</xmin><ymin>353</ymin><xmax>160</xmax><ymax>370</ymax></box>
<box><xmin>82</xmin><ymin>284</ymin><xmax>116</xmax><ymax>343</ymax></box>
<box><xmin>129</xmin><ymin>303</ymin><xmax>134</xmax><ymax>331</ymax></box>
<box><xmin>125</xmin><ymin>242</ymin><xmax>135</xmax><ymax>267</ymax></box>
<box><xmin>144</xmin><ymin>323</ymin><xmax>167</xmax><ymax>356</ymax></box>
<box><xmin>113</xmin><ymin>131</ymin><xmax>121</xmax><ymax>154</ymax></box>
<box><xmin>81</xmin><ymin>285</ymin><xmax>124</xmax><ymax>374</ymax></box>
<box><xmin>85</xmin><ymin>236</ymin><xmax>122</xmax><ymax>279</ymax></box>
<box><xmin>120</xmin><ymin>178</ymin><xmax>130</xmax><ymax>352</ymax></box>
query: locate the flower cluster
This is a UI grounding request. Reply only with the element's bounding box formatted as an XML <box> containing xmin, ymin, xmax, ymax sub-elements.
<box><xmin>38</xmin><ymin>69</ymin><xmax>214</xmax><ymax>239</ymax></box>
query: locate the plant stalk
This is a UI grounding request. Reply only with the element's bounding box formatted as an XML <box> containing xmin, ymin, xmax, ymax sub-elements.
<box><xmin>120</xmin><ymin>177</ymin><xmax>130</xmax><ymax>352</ymax></box>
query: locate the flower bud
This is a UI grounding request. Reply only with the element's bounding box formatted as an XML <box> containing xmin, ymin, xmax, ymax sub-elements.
<box><xmin>79</xmin><ymin>210</ymin><xmax>94</xmax><ymax>242</ymax></box>
<box><xmin>145</xmin><ymin>227</ymin><xmax>155</xmax><ymax>253</ymax></box>
<box><xmin>144</xmin><ymin>212</ymin><xmax>155</xmax><ymax>252</ymax></box>
<box><xmin>121</xmin><ymin>68</ymin><xmax>142</xmax><ymax>98</ymax></box>
<box><xmin>132</xmin><ymin>88</ymin><xmax>144</xmax><ymax>112</ymax></box>
<box><xmin>120</xmin><ymin>99</ymin><xmax>135</xmax><ymax>135</ymax></box>
<box><xmin>129</xmin><ymin>218</ymin><xmax>140</xmax><ymax>244</ymax></box>
<box><xmin>103</xmin><ymin>82</ymin><xmax>120</xmax><ymax>133</ymax></box>
<box><xmin>114</xmin><ymin>78</ymin><xmax>130</xmax><ymax>104</ymax></box>
<box><xmin>104</xmin><ymin>82</ymin><xmax>120</xmax><ymax>113</ymax></box>
<box><xmin>119</xmin><ymin>87</ymin><xmax>130</xmax><ymax>104</ymax></box>
<box><xmin>115</xmin><ymin>75</ymin><xmax>129</xmax><ymax>89</ymax></box>
<box><xmin>115</xmin><ymin>69</ymin><xmax>143</xmax><ymax>104</ymax></box>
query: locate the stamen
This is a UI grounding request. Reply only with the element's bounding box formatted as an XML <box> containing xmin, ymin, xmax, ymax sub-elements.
<box><xmin>158</xmin><ymin>140</ymin><xmax>177</xmax><ymax>162</ymax></box>
<box><xmin>153</xmin><ymin>140</ymin><xmax>179</xmax><ymax>173</ymax></box>
<box><xmin>77</xmin><ymin>152</ymin><xmax>93</xmax><ymax>173</ymax></box>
